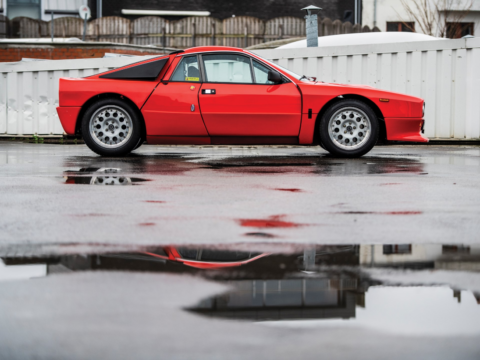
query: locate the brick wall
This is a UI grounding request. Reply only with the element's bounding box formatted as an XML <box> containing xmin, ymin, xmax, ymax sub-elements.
<box><xmin>0</xmin><ymin>43</ymin><xmax>167</xmax><ymax>62</ymax></box>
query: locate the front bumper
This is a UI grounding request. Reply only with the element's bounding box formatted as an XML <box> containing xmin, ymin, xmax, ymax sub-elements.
<box><xmin>384</xmin><ymin>117</ymin><xmax>429</xmax><ymax>143</ymax></box>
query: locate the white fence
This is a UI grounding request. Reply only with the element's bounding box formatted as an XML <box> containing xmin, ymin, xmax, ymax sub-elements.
<box><xmin>254</xmin><ymin>37</ymin><xmax>480</xmax><ymax>140</ymax></box>
<box><xmin>1</xmin><ymin>37</ymin><xmax>480</xmax><ymax>139</ymax></box>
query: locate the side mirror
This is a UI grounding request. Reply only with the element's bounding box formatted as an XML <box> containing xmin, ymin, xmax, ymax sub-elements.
<box><xmin>268</xmin><ymin>70</ymin><xmax>283</xmax><ymax>84</ymax></box>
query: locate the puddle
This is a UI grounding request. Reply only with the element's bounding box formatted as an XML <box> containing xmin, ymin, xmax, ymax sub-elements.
<box><xmin>0</xmin><ymin>259</ymin><xmax>46</xmax><ymax>281</ymax></box>
<box><xmin>1</xmin><ymin>243</ymin><xmax>480</xmax><ymax>335</ymax></box>
<box><xmin>238</xmin><ymin>215</ymin><xmax>304</xmax><ymax>228</ymax></box>
<box><xmin>63</xmin><ymin>168</ymin><xmax>150</xmax><ymax>185</ymax></box>
<box><xmin>259</xmin><ymin>286</ymin><xmax>480</xmax><ymax>336</ymax></box>
<box><xmin>63</xmin><ymin>154</ymin><xmax>426</xmax><ymax>177</ymax></box>
<box><xmin>201</xmin><ymin>156</ymin><xmax>425</xmax><ymax>176</ymax></box>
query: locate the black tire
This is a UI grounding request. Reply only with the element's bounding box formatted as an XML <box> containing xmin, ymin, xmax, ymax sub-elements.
<box><xmin>318</xmin><ymin>139</ymin><xmax>326</xmax><ymax>150</ymax></box>
<box><xmin>81</xmin><ymin>98</ymin><xmax>142</xmax><ymax>156</ymax></box>
<box><xmin>133</xmin><ymin>137</ymin><xmax>144</xmax><ymax>151</ymax></box>
<box><xmin>319</xmin><ymin>99</ymin><xmax>379</xmax><ymax>158</ymax></box>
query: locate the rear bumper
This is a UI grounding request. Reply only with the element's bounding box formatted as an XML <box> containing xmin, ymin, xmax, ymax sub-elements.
<box><xmin>385</xmin><ymin>117</ymin><xmax>429</xmax><ymax>143</ymax></box>
<box><xmin>56</xmin><ymin>107</ymin><xmax>82</xmax><ymax>135</ymax></box>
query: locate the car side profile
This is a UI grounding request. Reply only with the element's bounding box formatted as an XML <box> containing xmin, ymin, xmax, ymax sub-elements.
<box><xmin>56</xmin><ymin>46</ymin><xmax>427</xmax><ymax>157</ymax></box>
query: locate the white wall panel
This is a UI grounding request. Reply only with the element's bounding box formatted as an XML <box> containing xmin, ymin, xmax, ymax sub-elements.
<box><xmin>466</xmin><ymin>49</ymin><xmax>480</xmax><ymax>139</ymax></box>
<box><xmin>6</xmin><ymin>73</ymin><xmax>18</xmax><ymax>135</ymax></box>
<box><xmin>453</xmin><ymin>49</ymin><xmax>467</xmax><ymax>138</ymax></box>
<box><xmin>0</xmin><ymin>73</ymin><xmax>7</xmax><ymax>134</ymax></box>
<box><xmin>37</xmin><ymin>71</ymin><xmax>49</xmax><ymax>134</ymax></box>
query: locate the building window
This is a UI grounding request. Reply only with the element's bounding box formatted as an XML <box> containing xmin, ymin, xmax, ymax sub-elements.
<box><xmin>442</xmin><ymin>245</ymin><xmax>470</xmax><ymax>254</ymax></box>
<box><xmin>7</xmin><ymin>0</ymin><xmax>40</xmax><ymax>19</ymax></box>
<box><xmin>447</xmin><ymin>22</ymin><xmax>474</xmax><ymax>39</ymax></box>
<box><xmin>383</xmin><ymin>244</ymin><xmax>412</xmax><ymax>255</ymax></box>
<box><xmin>387</xmin><ymin>22</ymin><xmax>415</xmax><ymax>32</ymax></box>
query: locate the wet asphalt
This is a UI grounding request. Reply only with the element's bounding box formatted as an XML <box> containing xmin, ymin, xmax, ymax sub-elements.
<box><xmin>0</xmin><ymin>142</ymin><xmax>479</xmax><ymax>251</ymax></box>
<box><xmin>1</xmin><ymin>141</ymin><xmax>480</xmax><ymax>359</ymax></box>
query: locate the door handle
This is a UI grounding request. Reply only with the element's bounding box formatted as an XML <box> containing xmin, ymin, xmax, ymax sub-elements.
<box><xmin>201</xmin><ymin>89</ymin><xmax>216</xmax><ymax>95</ymax></box>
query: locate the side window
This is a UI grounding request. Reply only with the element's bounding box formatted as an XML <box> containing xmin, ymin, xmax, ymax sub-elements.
<box><xmin>202</xmin><ymin>54</ymin><xmax>253</xmax><ymax>83</ymax></box>
<box><xmin>253</xmin><ymin>60</ymin><xmax>276</xmax><ymax>84</ymax></box>
<box><xmin>170</xmin><ymin>56</ymin><xmax>201</xmax><ymax>82</ymax></box>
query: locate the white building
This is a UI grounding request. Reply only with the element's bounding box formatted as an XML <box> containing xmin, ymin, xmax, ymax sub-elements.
<box><xmin>0</xmin><ymin>0</ymin><xmax>87</xmax><ymax>21</ymax></box>
<box><xmin>362</xmin><ymin>0</ymin><xmax>480</xmax><ymax>38</ymax></box>
<box><xmin>360</xmin><ymin>244</ymin><xmax>480</xmax><ymax>268</ymax></box>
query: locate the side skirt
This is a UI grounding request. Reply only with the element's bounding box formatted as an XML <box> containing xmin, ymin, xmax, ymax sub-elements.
<box><xmin>146</xmin><ymin>136</ymin><xmax>299</xmax><ymax>146</ymax></box>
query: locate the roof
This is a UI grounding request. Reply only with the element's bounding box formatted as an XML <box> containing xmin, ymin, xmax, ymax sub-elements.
<box><xmin>182</xmin><ymin>46</ymin><xmax>245</xmax><ymax>54</ymax></box>
<box><xmin>278</xmin><ymin>32</ymin><xmax>441</xmax><ymax>49</ymax></box>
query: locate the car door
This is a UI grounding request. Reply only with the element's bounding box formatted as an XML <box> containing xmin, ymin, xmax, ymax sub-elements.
<box><xmin>198</xmin><ymin>53</ymin><xmax>302</xmax><ymax>137</ymax></box>
<box><xmin>142</xmin><ymin>55</ymin><xmax>208</xmax><ymax>136</ymax></box>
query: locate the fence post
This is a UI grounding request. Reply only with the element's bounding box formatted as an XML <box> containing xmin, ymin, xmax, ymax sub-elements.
<box><xmin>128</xmin><ymin>21</ymin><xmax>132</xmax><ymax>44</ymax></box>
<box><xmin>278</xmin><ymin>24</ymin><xmax>283</xmax><ymax>40</ymax></box>
<box><xmin>244</xmin><ymin>24</ymin><xmax>247</xmax><ymax>48</ymax></box>
<box><xmin>211</xmin><ymin>21</ymin><xmax>215</xmax><ymax>46</ymax></box>
<box><xmin>322</xmin><ymin>17</ymin><xmax>333</xmax><ymax>36</ymax></box>
<box><xmin>352</xmin><ymin>23</ymin><xmax>361</xmax><ymax>33</ymax></box>
<box><xmin>51</xmin><ymin>12</ymin><xmax>54</xmax><ymax>42</ymax></box>
<box><xmin>342</xmin><ymin>21</ymin><xmax>353</xmax><ymax>34</ymax></box>
<box><xmin>192</xmin><ymin>21</ymin><xmax>196</xmax><ymax>47</ymax></box>
<box><xmin>332</xmin><ymin>19</ymin><xmax>342</xmax><ymax>34</ymax></box>
<box><xmin>82</xmin><ymin>14</ymin><xmax>87</xmax><ymax>41</ymax></box>
<box><xmin>162</xmin><ymin>26</ymin><xmax>166</xmax><ymax>51</ymax></box>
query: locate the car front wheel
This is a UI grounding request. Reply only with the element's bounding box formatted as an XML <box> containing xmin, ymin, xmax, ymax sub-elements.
<box><xmin>81</xmin><ymin>98</ymin><xmax>142</xmax><ymax>156</ymax></box>
<box><xmin>319</xmin><ymin>99</ymin><xmax>379</xmax><ymax>157</ymax></box>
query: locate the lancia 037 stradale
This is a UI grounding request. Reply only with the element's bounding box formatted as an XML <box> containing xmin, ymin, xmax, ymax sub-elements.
<box><xmin>56</xmin><ymin>46</ymin><xmax>427</xmax><ymax>157</ymax></box>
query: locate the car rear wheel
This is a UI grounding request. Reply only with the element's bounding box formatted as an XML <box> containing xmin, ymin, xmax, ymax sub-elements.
<box><xmin>319</xmin><ymin>99</ymin><xmax>379</xmax><ymax>157</ymax></box>
<box><xmin>81</xmin><ymin>98</ymin><xmax>142</xmax><ymax>156</ymax></box>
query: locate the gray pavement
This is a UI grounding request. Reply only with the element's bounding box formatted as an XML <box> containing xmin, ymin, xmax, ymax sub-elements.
<box><xmin>1</xmin><ymin>141</ymin><xmax>480</xmax><ymax>359</ymax></box>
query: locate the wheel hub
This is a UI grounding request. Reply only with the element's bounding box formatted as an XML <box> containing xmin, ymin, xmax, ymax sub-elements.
<box><xmin>89</xmin><ymin>105</ymin><xmax>133</xmax><ymax>148</ymax></box>
<box><xmin>327</xmin><ymin>107</ymin><xmax>371</xmax><ymax>150</ymax></box>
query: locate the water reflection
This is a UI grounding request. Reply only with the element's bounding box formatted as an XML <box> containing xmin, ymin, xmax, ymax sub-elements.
<box><xmin>193</xmin><ymin>276</ymin><xmax>363</xmax><ymax>321</ymax></box>
<box><xmin>63</xmin><ymin>168</ymin><xmax>149</xmax><ymax>185</ymax></box>
<box><xmin>63</xmin><ymin>153</ymin><xmax>426</xmax><ymax>177</ymax></box>
<box><xmin>1</xmin><ymin>243</ymin><xmax>479</xmax><ymax>326</ymax></box>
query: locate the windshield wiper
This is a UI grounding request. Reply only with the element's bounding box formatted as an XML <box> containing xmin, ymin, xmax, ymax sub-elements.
<box><xmin>299</xmin><ymin>75</ymin><xmax>318</xmax><ymax>82</ymax></box>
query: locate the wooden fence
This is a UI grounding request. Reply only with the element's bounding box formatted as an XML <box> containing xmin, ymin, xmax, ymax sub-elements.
<box><xmin>3</xmin><ymin>15</ymin><xmax>379</xmax><ymax>48</ymax></box>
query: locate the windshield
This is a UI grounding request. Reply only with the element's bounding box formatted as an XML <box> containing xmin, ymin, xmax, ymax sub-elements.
<box><xmin>261</xmin><ymin>58</ymin><xmax>303</xmax><ymax>80</ymax></box>
<box><xmin>245</xmin><ymin>51</ymin><xmax>304</xmax><ymax>80</ymax></box>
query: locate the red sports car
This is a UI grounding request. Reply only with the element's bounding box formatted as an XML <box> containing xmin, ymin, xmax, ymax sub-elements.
<box><xmin>57</xmin><ymin>46</ymin><xmax>427</xmax><ymax>157</ymax></box>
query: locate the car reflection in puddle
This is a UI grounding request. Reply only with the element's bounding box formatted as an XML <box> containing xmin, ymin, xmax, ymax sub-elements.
<box><xmin>1</xmin><ymin>243</ymin><xmax>480</xmax><ymax>335</ymax></box>
<box><xmin>63</xmin><ymin>153</ymin><xmax>426</xmax><ymax>177</ymax></box>
<box><xmin>63</xmin><ymin>168</ymin><xmax>150</xmax><ymax>185</ymax></box>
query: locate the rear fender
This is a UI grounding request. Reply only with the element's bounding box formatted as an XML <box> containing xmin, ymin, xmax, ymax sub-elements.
<box><xmin>74</xmin><ymin>93</ymin><xmax>147</xmax><ymax>139</ymax></box>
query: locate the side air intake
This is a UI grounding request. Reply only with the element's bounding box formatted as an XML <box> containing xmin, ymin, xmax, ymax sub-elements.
<box><xmin>99</xmin><ymin>58</ymin><xmax>168</xmax><ymax>81</ymax></box>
